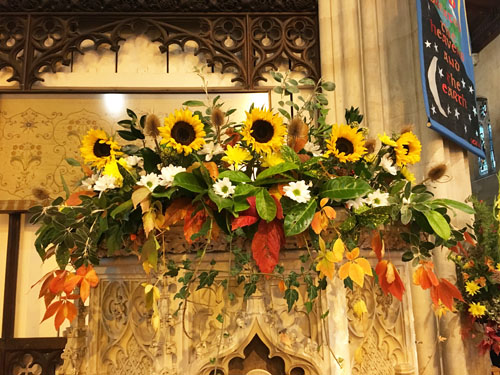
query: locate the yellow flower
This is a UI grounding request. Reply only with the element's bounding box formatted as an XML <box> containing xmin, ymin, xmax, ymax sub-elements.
<box><xmin>465</xmin><ymin>281</ymin><xmax>481</xmax><ymax>296</ymax></box>
<box><xmin>395</xmin><ymin>131</ymin><xmax>422</xmax><ymax>166</ymax></box>
<box><xmin>338</xmin><ymin>247</ymin><xmax>373</xmax><ymax>287</ymax></box>
<box><xmin>496</xmin><ymin>263</ymin><xmax>500</xmax><ymax>271</ymax></box>
<box><xmin>241</xmin><ymin>108</ymin><xmax>286</xmax><ymax>154</ymax></box>
<box><xmin>222</xmin><ymin>144</ymin><xmax>252</xmax><ymax>169</ymax></box>
<box><xmin>378</xmin><ymin>132</ymin><xmax>397</xmax><ymax>147</ymax></box>
<box><xmin>159</xmin><ymin>109</ymin><xmax>206</xmax><ymax>155</ymax></box>
<box><xmin>326</xmin><ymin>124</ymin><xmax>367</xmax><ymax>163</ymax></box>
<box><xmin>468</xmin><ymin>302</ymin><xmax>486</xmax><ymax>317</ymax></box>
<box><xmin>353</xmin><ymin>299</ymin><xmax>368</xmax><ymax>319</ymax></box>
<box><xmin>102</xmin><ymin>158</ymin><xmax>131</xmax><ymax>186</ymax></box>
<box><xmin>433</xmin><ymin>302</ymin><xmax>450</xmax><ymax>318</ymax></box>
<box><xmin>80</xmin><ymin>129</ymin><xmax>122</xmax><ymax>169</ymax></box>
<box><xmin>401</xmin><ymin>166</ymin><xmax>415</xmax><ymax>183</ymax></box>
<box><xmin>261</xmin><ymin>152</ymin><xmax>285</xmax><ymax>167</ymax></box>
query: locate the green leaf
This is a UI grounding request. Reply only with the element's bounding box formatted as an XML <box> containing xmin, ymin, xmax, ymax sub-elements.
<box><xmin>117</xmin><ymin>163</ymin><xmax>136</xmax><ymax>186</ymax></box>
<box><xmin>208</xmin><ymin>189</ymin><xmax>233</xmax><ymax>212</ymax></box>
<box><xmin>173</xmin><ymin>172</ymin><xmax>206</xmax><ymax>193</ymax></box>
<box><xmin>320</xmin><ymin>177</ymin><xmax>371</xmax><ymax>200</ymax></box>
<box><xmin>117</xmin><ymin>130</ymin><xmax>137</xmax><ymax>141</ymax></box>
<box><xmin>234</xmin><ymin>184</ymin><xmax>257</xmax><ymax>197</ymax></box>
<box><xmin>280</xmin><ymin>145</ymin><xmax>301</xmax><ymax>165</ymax></box>
<box><xmin>60</xmin><ymin>173</ymin><xmax>70</xmax><ymax>199</ymax></box>
<box><xmin>401</xmin><ymin>206</ymin><xmax>412</xmax><ymax>225</ymax></box>
<box><xmin>218</xmin><ymin>170</ymin><xmax>251</xmax><ymax>183</ymax></box>
<box><xmin>182</xmin><ymin>100</ymin><xmax>205</xmax><ymax>107</ymax></box>
<box><xmin>423</xmin><ymin>210</ymin><xmax>451</xmax><ymax>240</ymax></box>
<box><xmin>278</xmin><ymin>108</ymin><xmax>291</xmax><ymax>119</ymax></box>
<box><xmin>255</xmin><ymin>189</ymin><xmax>276</xmax><ymax>222</ymax></box>
<box><xmin>141</xmin><ymin>234</ymin><xmax>159</xmax><ymax>271</ymax></box>
<box><xmin>402</xmin><ymin>251</ymin><xmax>414</xmax><ymax>262</ymax></box>
<box><xmin>152</xmin><ymin>188</ymin><xmax>176</xmax><ymax>199</ymax></box>
<box><xmin>127</xmin><ymin>108</ymin><xmax>137</xmax><ymax>121</ymax></box>
<box><xmin>321</xmin><ymin>81</ymin><xmax>336</xmax><ymax>91</ymax></box>
<box><xmin>110</xmin><ymin>200</ymin><xmax>133</xmax><ymax>219</ymax></box>
<box><xmin>299</xmin><ymin>77</ymin><xmax>315</xmax><ymax>85</ymax></box>
<box><xmin>284</xmin><ymin>288</ymin><xmax>299</xmax><ymax>312</ymax></box>
<box><xmin>432</xmin><ymin>199</ymin><xmax>475</xmax><ymax>214</ymax></box>
<box><xmin>284</xmin><ymin>199</ymin><xmax>317</xmax><ymax>237</ymax></box>
<box><xmin>256</xmin><ymin>162</ymin><xmax>298</xmax><ymax>180</ymax></box>
<box><xmin>65</xmin><ymin>158</ymin><xmax>80</xmax><ymax>166</ymax></box>
<box><xmin>141</xmin><ymin>147</ymin><xmax>161</xmax><ymax>173</ymax></box>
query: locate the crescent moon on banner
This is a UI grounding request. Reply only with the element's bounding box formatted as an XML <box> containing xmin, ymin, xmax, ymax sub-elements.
<box><xmin>427</xmin><ymin>56</ymin><xmax>447</xmax><ymax>117</ymax></box>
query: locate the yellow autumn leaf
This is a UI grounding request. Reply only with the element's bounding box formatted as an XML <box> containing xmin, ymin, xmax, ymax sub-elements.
<box><xmin>385</xmin><ymin>261</ymin><xmax>396</xmax><ymax>284</ymax></box>
<box><xmin>316</xmin><ymin>253</ymin><xmax>335</xmax><ymax>280</ymax></box>
<box><xmin>332</xmin><ymin>238</ymin><xmax>345</xmax><ymax>262</ymax></box>
<box><xmin>353</xmin><ymin>299</ymin><xmax>368</xmax><ymax>318</ymax></box>
<box><xmin>338</xmin><ymin>248</ymin><xmax>373</xmax><ymax>287</ymax></box>
<box><xmin>142</xmin><ymin>211</ymin><xmax>156</xmax><ymax>238</ymax></box>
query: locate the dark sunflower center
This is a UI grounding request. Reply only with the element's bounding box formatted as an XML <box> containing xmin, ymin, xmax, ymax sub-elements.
<box><xmin>93</xmin><ymin>140</ymin><xmax>111</xmax><ymax>158</ymax></box>
<box><xmin>171</xmin><ymin>121</ymin><xmax>196</xmax><ymax>145</ymax></box>
<box><xmin>336</xmin><ymin>137</ymin><xmax>354</xmax><ymax>155</ymax></box>
<box><xmin>403</xmin><ymin>144</ymin><xmax>410</xmax><ymax>155</ymax></box>
<box><xmin>251</xmin><ymin>120</ymin><xmax>274</xmax><ymax>143</ymax></box>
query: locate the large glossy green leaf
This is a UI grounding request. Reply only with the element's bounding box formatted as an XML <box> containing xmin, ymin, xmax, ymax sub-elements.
<box><xmin>255</xmin><ymin>189</ymin><xmax>276</xmax><ymax>222</ymax></box>
<box><xmin>218</xmin><ymin>170</ymin><xmax>251</xmax><ymax>182</ymax></box>
<box><xmin>208</xmin><ymin>189</ymin><xmax>233</xmax><ymax>212</ymax></box>
<box><xmin>432</xmin><ymin>199</ymin><xmax>475</xmax><ymax>214</ymax></box>
<box><xmin>173</xmin><ymin>172</ymin><xmax>206</xmax><ymax>193</ymax></box>
<box><xmin>320</xmin><ymin>177</ymin><xmax>371</xmax><ymax>200</ymax></box>
<box><xmin>423</xmin><ymin>210</ymin><xmax>451</xmax><ymax>240</ymax></box>
<box><xmin>284</xmin><ymin>199</ymin><xmax>317</xmax><ymax>237</ymax></box>
<box><xmin>256</xmin><ymin>162</ymin><xmax>298</xmax><ymax>180</ymax></box>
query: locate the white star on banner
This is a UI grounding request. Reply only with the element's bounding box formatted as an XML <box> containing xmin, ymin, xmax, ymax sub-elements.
<box><xmin>438</xmin><ymin>67</ymin><xmax>444</xmax><ymax>77</ymax></box>
<box><xmin>447</xmin><ymin>106</ymin><xmax>451</xmax><ymax>115</ymax></box>
<box><xmin>454</xmin><ymin>108</ymin><xmax>460</xmax><ymax>119</ymax></box>
<box><xmin>434</xmin><ymin>43</ymin><xmax>438</xmax><ymax>52</ymax></box>
<box><xmin>425</xmin><ymin>40</ymin><xmax>431</xmax><ymax>48</ymax></box>
<box><xmin>469</xmin><ymin>114</ymin><xmax>472</xmax><ymax>121</ymax></box>
<box><xmin>469</xmin><ymin>85</ymin><xmax>474</xmax><ymax>94</ymax></box>
<box><xmin>464</xmin><ymin>124</ymin><xmax>467</xmax><ymax>133</ymax></box>
<box><xmin>461</xmin><ymin>79</ymin><xmax>466</xmax><ymax>88</ymax></box>
<box><xmin>431</xmin><ymin>105</ymin><xmax>436</xmax><ymax>114</ymax></box>
<box><xmin>473</xmin><ymin>107</ymin><xmax>477</xmax><ymax>116</ymax></box>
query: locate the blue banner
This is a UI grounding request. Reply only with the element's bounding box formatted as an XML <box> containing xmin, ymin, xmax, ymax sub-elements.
<box><xmin>417</xmin><ymin>0</ymin><xmax>485</xmax><ymax>158</ymax></box>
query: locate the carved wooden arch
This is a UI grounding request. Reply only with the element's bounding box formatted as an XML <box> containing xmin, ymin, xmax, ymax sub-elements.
<box><xmin>197</xmin><ymin>320</ymin><xmax>321</xmax><ymax>375</ymax></box>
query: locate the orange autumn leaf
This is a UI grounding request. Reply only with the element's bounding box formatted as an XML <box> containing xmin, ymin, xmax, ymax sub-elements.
<box><xmin>464</xmin><ymin>231</ymin><xmax>476</xmax><ymax>246</ymax></box>
<box><xmin>82</xmin><ymin>163</ymin><xmax>93</xmax><ymax>177</ymax></box>
<box><xmin>311</xmin><ymin>206</ymin><xmax>336</xmax><ymax>235</ymax></box>
<box><xmin>203</xmin><ymin>162</ymin><xmax>219</xmax><ymax>181</ymax></box>
<box><xmin>371</xmin><ymin>230</ymin><xmax>385</xmax><ymax>261</ymax></box>
<box><xmin>338</xmin><ymin>247</ymin><xmax>372</xmax><ymax>287</ymax></box>
<box><xmin>430</xmin><ymin>278</ymin><xmax>464</xmax><ymax>310</ymax></box>
<box><xmin>163</xmin><ymin>198</ymin><xmax>192</xmax><ymax>228</ymax></box>
<box><xmin>184</xmin><ymin>206</ymin><xmax>207</xmax><ymax>244</ymax></box>
<box><xmin>54</xmin><ymin>300</ymin><xmax>77</xmax><ymax>331</ymax></box>
<box><xmin>413</xmin><ymin>261</ymin><xmax>439</xmax><ymax>290</ymax></box>
<box><xmin>375</xmin><ymin>260</ymin><xmax>405</xmax><ymax>301</ymax></box>
<box><xmin>66</xmin><ymin>190</ymin><xmax>96</xmax><ymax>206</ymax></box>
<box><xmin>278</xmin><ymin>280</ymin><xmax>286</xmax><ymax>293</ymax></box>
<box><xmin>41</xmin><ymin>300</ymin><xmax>63</xmax><ymax>323</ymax></box>
<box><xmin>77</xmin><ymin>265</ymin><xmax>99</xmax><ymax>303</ymax></box>
<box><xmin>49</xmin><ymin>270</ymin><xmax>68</xmax><ymax>294</ymax></box>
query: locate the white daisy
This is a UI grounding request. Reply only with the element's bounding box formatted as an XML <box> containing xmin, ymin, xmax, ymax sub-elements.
<box><xmin>366</xmin><ymin>190</ymin><xmax>390</xmax><ymax>207</ymax></box>
<box><xmin>346</xmin><ymin>196</ymin><xmax>367</xmax><ymax>210</ymax></box>
<box><xmin>304</xmin><ymin>141</ymin><xmax>322</xmax><ymax>157</ymax></box>
<box><xmin>137</xmin><ymin>173</ymin><xmax>161</xmax><ymax>192</ymax></box>
<box><xmin>213</xmin><ymin>177</ymin><xmax>235</xmax><ymax>198</ymax></box>
<box><xmin>379</xmin><ymin>154</ymin><xmax>397</xmax><ymax>175</ymax></box>
<box><xmin>199</xmin><ymin>141</ymin><xmax>224</xmax><ymax>161</ymax></box>
<box><xmin>159</xmin><ymin>164</ymin><xmax>186</xmax><ymax>187</ymax></box>
<box><xmin>124</xmin><ymin>155</ymin><xmax>144</xmax><ymax>168</ymax></box>
<box><xmin>283</xmin><ymin>180</ymin><xmax>311</xmax><ymax>203</ymax></box>
<box><xmin>81</xmin><ymin>174</ymin><xmax>99</xmax><ymax>190</ymax></box>
<box><xmin>93</xmin><ymin>174</ymin><xmax>117</xmax><ymax>192</ymax></box>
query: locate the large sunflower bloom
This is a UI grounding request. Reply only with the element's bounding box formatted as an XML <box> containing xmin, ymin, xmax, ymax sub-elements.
<box><xmin>241</xmin><ymin>108</ymin><xmax>286</xmax><ymax>154</ymax></box>
<box><xmin>326</xmin><ymin>124</ymin><xmax>367</xmax><ymax>163</ymax></box>
<box><xmin>159</xmin><ymin>109</ymin><xmax>206</xmax><ymax>155</ymax></box>
<box><xmin>80</xmin><ymin>129</ymin><xmax>121</xmax><ymax>170</ymax></box>
<box><xmin>395</xmin><ymin>131</ymin><xmax>421</xmax><ymax>166</ymax></box>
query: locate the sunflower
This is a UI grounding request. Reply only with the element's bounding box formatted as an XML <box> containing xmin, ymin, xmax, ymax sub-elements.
<box><xmin>159</xmin><ymin>109</ymin><xmax>206</xmax><ymax>155</ymax></box>
<box><xmin>80</xmin><ymin>129</ymin><xmax>121</xmax><ymax>169</ymax></box>
<box><xmin>326</xmin><ymin>124</ymin><xmax>367</xmax><ymax>163</ymax></box>
<box><xmin>395</xmin><ymin>131</ymin><xmax>421</xmax><ymax>166</ymax></box>
<box><xmin>241</xmin><ymin>108</ymin><xmax>286</xmax><ymax>154</ymax></box>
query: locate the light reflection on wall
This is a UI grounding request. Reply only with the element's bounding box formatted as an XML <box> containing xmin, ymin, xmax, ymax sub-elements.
<box><xmin>103</xmin><ymin>94</ymin><xmax>126</xmax><ymax>116</ymax></box>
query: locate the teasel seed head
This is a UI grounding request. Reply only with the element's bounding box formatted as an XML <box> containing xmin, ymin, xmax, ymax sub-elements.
<box><xmin>427</xmin><ymin>163</ymin><xmax>448</xmax><ymax>181</ymax></box>
<box><xmin>365</xmin><ymin>138</ymin><xmax>376</xmax><ymax>154</ymax></box>
<box><xmin>211</xmin><ymin>107</ymin><xmax>226</xmax><ymax>128</ymax></box>
<box><xmin>144</xmin><ymin>114</ymin><xmax>161</xmax><ymax>138</ymax></box>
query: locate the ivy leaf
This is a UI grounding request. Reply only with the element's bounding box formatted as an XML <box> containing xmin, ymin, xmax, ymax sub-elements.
<box><xmin>321</xmin><ymin>177</ymin><xmax>371</xmax><ymax>200</ymax></box>
<box><xmin>423</xmin><ymin>210</ymin><xmax>451</xmax><ymax>240</ymax></box>
<box><xmin>256</xmin><ymin>189</ymin><xmax>277</xmax><ymax>222</ymax></box>
<box><xmin>173</xmin><ymin>172</ymin><xmax>206</xmax><ymax>193</ymax></box>
<box><xmin>251</xmin><ymin>220</ymin><xmax>284</xmax><ymax>274</ymax></box>
<box><xmin>284</xmin><ymin>199</ymin><xmax>317</xmax><ymax>237</ymax></box>
<box><xmin>284</xmin><ymin>288</ymin><xmax>299</xmax><ymax>312</ymax></box>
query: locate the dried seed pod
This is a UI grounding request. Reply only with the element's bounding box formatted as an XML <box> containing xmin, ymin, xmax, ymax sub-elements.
<box><xmin>287</xmin><ymin>117</ymin><xmax>309</xmax><ymax>152</ymax></box>
<box><xmin>364</xmin><ymin>138</ymin><xmax>376</xmax><ymax>154</ymax></box>
<box><xmin>144</xmin><ymin>114</ymin><xmax>161</xmax><ymax>138</ymax></box>
<box><xmin>427</xmin><ymin>163</ymin><xmax>447</xmax><ymax>181</ymax></box>
<box><xmin>211</xmin><ymin>107</ymin><xmax>225</xmax><ymax>127</ymax></box>
<box><xmin>400</xmin><ymin>125</ymin><xmax>414</xmax><ymax>134</ymax></box>
<box><xmin>32</xmin><ymin>187</ymin><xmax>50</xmax><ymax>200</ymax></box>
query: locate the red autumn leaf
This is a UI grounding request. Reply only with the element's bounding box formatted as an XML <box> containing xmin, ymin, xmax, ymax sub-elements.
<box><xmin>430</xmin><ymin>278</ymin><xmax>464</xmax><ymax>310</ymax></box>
<box><xmin>371</xmin><ymin>230</ymin><xmax>385</xmax><ymax>261</ymax></box>
<box><xmin>464</xmin><ymin>231</ymin><xmax>476</xmax><ymax>246</ymax></box>
<box><xmin>49</xmin><ymin>270</ymin><xmax>68</xmax><ymax>294</ymax></box>
<box><xmin>41</xmin><ymin>300</ymin><xmax>63</xmax><ymax>323</ymax></box>
<box><xmin>251</xmin><ymin>220</ymin><xmax>284</xmax><ymax>274</ymax></box>
<box><xmin>184</xmin><ymin>206</ymin><xmax>206</xmax><ymax>244</ymax></box>
<box><xmin>231</xmin><ymin>196</ymin><xmax>259</xmax><ymax>231</ymax></box>
<box><xmin>375</xmin><ymin>260</ymin><xmax>405</xmax><ymax>301</ymax></box>
<box><xmin>272</xmin><ymin>195</ymin><xmax>284</xmax><ymax>220</ymax></box>
<box><xmin>163</xmin><ymin>198</ymin><xmax>192</xmax><ymax>227</ymax></box>
<box><xmin>66</xmin><ymin>190</ymin><xmax>96</xmax><ymax>206</ymax></box>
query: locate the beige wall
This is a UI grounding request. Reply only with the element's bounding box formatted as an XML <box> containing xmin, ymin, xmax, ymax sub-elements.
<box><xmin>0</xmin><ymin>214</ymin><xmax>8</xmax><ymax>336</ymax></box>
<box><xmin>470</xmin><ymin>34</ymin><xmax>500</xmax><ymax>202</ymax></box>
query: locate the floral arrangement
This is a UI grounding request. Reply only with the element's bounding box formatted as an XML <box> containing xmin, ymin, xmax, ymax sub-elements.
<box><xmin>29</xmin><ymin>72</ymin><xmax>474</xmax><ymax>332</ymax></box>
<box><xmin>450</xmin><ymin>190</ymin><xmax>500</xmax><ymax>355</ymax></box>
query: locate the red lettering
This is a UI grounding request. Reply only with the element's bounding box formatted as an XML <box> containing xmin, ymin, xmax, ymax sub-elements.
<box><xmin>442</xmin><ymin>83</ymin><xmax>448</xmax><ymax>94</ymax></box>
